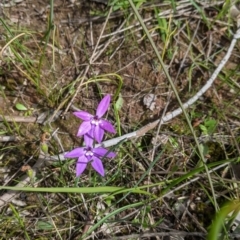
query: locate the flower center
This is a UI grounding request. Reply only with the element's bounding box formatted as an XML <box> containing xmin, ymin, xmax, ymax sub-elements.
<box><xmin>91</xmin><ymin>116</ymin><xmax>101</xmax><ymax>126</ymax></box>
<box><xmin>85</xmin><ymin>147</ymin><xmax>94</xmax><ymax>159</ymax></box>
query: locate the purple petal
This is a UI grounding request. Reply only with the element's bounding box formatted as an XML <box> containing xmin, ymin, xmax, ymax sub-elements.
<box><xmin>96</xmin><ymin>94</ymin><xmax>110</xmax><ymax>118</ymax></box>
<box><xmin>91</xmin><ymin>156</ymin><xmax>105</xmax><ymax>176</ymax></box>
<box><xmin>106</xmin><ymin>151</ymin><xmax>116</xmax><ymax>158</ymax></box>
<box><xmin>93</xmin><ymin>147</ymin><xmax>108</xmax><ymax>156</ymax></box>
<box><xmin>77</xmin><ymin>121</ymin><xmax>92</xmax><ymax>136</ymax></box>
<box><xmin>88</xmin><ymin>127</ymin><xmax>95</xmax><ymax>139</ymax></box>
<box><xmin>94</xmin><ymin>147</ymin><xmax>116</xmax><ymax>158</ymax></box>
<box><xmin>76</xmin><ymin>156</ymin><xmax>88</xmax><ymax>176</ymax></box>
<box><xmin>84</xmin><ymin>133</ymin><xmax>94</xmax><ymax>147</ymax></box>
<box><xmin>94</xmin><ymin>124</ymin><xmax>104</xmax><ymax>143</ymax></box>
<box><xmin>73</xmin><ymin>111</ymin><xmax>93</xmax><ymax>121</ymax></box>
<box><xmin>100</xmin><ymin>120</ymin><xmax>116</xmax><ymax>134</ymax></box>
<box><xmin>65</xmin><ymin>147</ymin><xmax>85</xmax><ymax>158</ymax></box>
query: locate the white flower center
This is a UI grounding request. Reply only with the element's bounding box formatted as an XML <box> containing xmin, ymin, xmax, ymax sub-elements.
<box><xmin>85</xmin><ymin>150</ymin><xmax>93</xmax><ymax>157</ymax></box>
<box><xmin>91</xmin><ymin>116</ymin><xmax>101</xmax><ymax>126</ymax></box>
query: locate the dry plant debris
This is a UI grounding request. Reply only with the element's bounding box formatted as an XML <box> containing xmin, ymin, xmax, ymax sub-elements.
<box><xmin>0</xmin><ymin>0</ymin><xmax>240</xmax><ymax>239</ymax></box>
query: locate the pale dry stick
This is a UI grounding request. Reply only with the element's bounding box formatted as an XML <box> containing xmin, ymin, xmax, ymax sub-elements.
<box><xmin>195</xmin><ymin>0</ymin><xmax>224</xmax><ymax>7</ymax></box>
<box><xmin>0</xmin><ymin>111</ymin><xmax>62</xmax><ymax>124</ymax></box>
<box><xmin>101</xmin><ymin>18</ymin><xmax>143</xmax><ymax>38</ymax></box>
<box><xmin>0</xmin><ymin>2</ymin><xmax>237</xmax><ymax>208</ymax></box>
<box><xmin>0</xmin><ymin>116</ymin><xmax>37</xmax><ymax>123</ymax></box>
<box><xmin>63</xmin><ymin>7</ymin><xmax>113</xmax><ymax>116</ymax></box>
<box><xmin>48</xmin><ymin>27</ymin><xmax>240</xmax><ymax>162</ymax></box>
<box><xmin>0</xmin><ymin>136</ymin><xmax>19</xmax><ymax>142</ymax></box>
<box><xmin>135</xmin><ymin>28</ymin><xmax>240</xmax><ymax>139</ymax></box>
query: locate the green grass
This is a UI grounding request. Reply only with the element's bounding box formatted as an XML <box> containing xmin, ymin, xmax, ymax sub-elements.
<box><xmin>0</xmin><ymin>0</ymin><xmax>240</xmax><ymax>239</ymax></box>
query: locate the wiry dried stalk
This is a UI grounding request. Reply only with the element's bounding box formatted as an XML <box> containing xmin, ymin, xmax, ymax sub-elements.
<box><xmin>46</xmin><ymin>28</ymin><xmax>240</xmax><ymax>159</ymax></box>
<box><xmin>0</xmin><ymin>3</ymin><xmax>239</xmax><ymax>211</ymax></box>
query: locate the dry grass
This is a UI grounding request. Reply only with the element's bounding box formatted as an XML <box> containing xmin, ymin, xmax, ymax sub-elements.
<box><xmin>0</xmin><ymin>0</ymin><xmax>240</xmax><ymax>239</ymax></box>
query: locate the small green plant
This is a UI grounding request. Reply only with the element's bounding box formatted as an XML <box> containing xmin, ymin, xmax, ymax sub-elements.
<box><xmin>199</xmin><ymin>118</ymin><xmax>218</xmax><ymax>136</ymax></box>
<box><xmin>15</xmin><ymin>103</ymin><xmax>34</xmax><ymax>116</ymax></box>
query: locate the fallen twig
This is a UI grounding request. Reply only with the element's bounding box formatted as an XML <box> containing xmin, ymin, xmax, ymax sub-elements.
<box><xmin>0</xmin><ymin>17</ymin><xmax>239</xmax><ymax>213</ymax></box>
<box><xmin>0</xmin><ymin>111</ymin><xmax>62</xmax><ymax>124</ymax></box>
<box><xmin>0</xmin><ymin>116</ymin><xmax>37</xmax><ymax>123</ymax></box>
<box><xmin>0</xmin><ymin>136</ymin><xmax>20</xmax><ymax>142</ymax></box>
<box><xmin>48</xmin><ymin>28</ymin><xmax>240</xmax><ymax>160</ymax></box>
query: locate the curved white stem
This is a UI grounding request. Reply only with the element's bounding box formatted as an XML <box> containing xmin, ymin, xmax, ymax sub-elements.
<box><xmin>49</xmin><ymin>28</ymin><xmax>240</xmax><ymax>160</ymax></box>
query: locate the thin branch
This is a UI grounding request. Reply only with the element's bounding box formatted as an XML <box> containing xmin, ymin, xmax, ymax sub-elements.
<box><xmin>0</xmin><ymin>116</ymin><xmax>37</xmax><ymax>123</ymax></box>
<box><xmin>48</xmin><ymin>28</ymin><xmax>240</xmax><ymax>159</ymax></box>
<box><xmin>0</xmin><ymin>111</ymin><xmax>62</xmax><ymax>124</ymax></box>
<box><xmin>0</xmin><ymin>136</ymin><xmax>20</xmax><ymax>142</ymax></box>
<box><xmin>0</xmin><ymin>15</ymin><xmax>239</xmax><ymax>214</ymax></box>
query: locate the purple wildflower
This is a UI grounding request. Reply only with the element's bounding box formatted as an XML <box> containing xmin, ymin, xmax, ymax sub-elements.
<box><xmin>73</xmin><ymin>94</ymin><xmax>116</xmax><ymax>143</ymax></box>
<box><xmin>64</xmin><ymin>136</ymin><xmax>116</xmax><ymax>177</ymax></box>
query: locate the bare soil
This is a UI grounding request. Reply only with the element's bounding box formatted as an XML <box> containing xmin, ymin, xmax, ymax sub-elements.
<box><xmin>0</xmin><ymin>0</ymin><xmax>240</xmax><ymax>239</ymax></box>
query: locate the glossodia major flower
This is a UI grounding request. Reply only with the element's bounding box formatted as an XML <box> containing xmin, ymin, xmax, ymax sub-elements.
<box><xmin>73</xmin><ymin>94</ymin><xmax>116</xmax><ymax>143</ymax></box>
<box><xmin>64</xmin><ymin>137</ymin><xmax>116</xmax><ymax>177</ymax></box>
